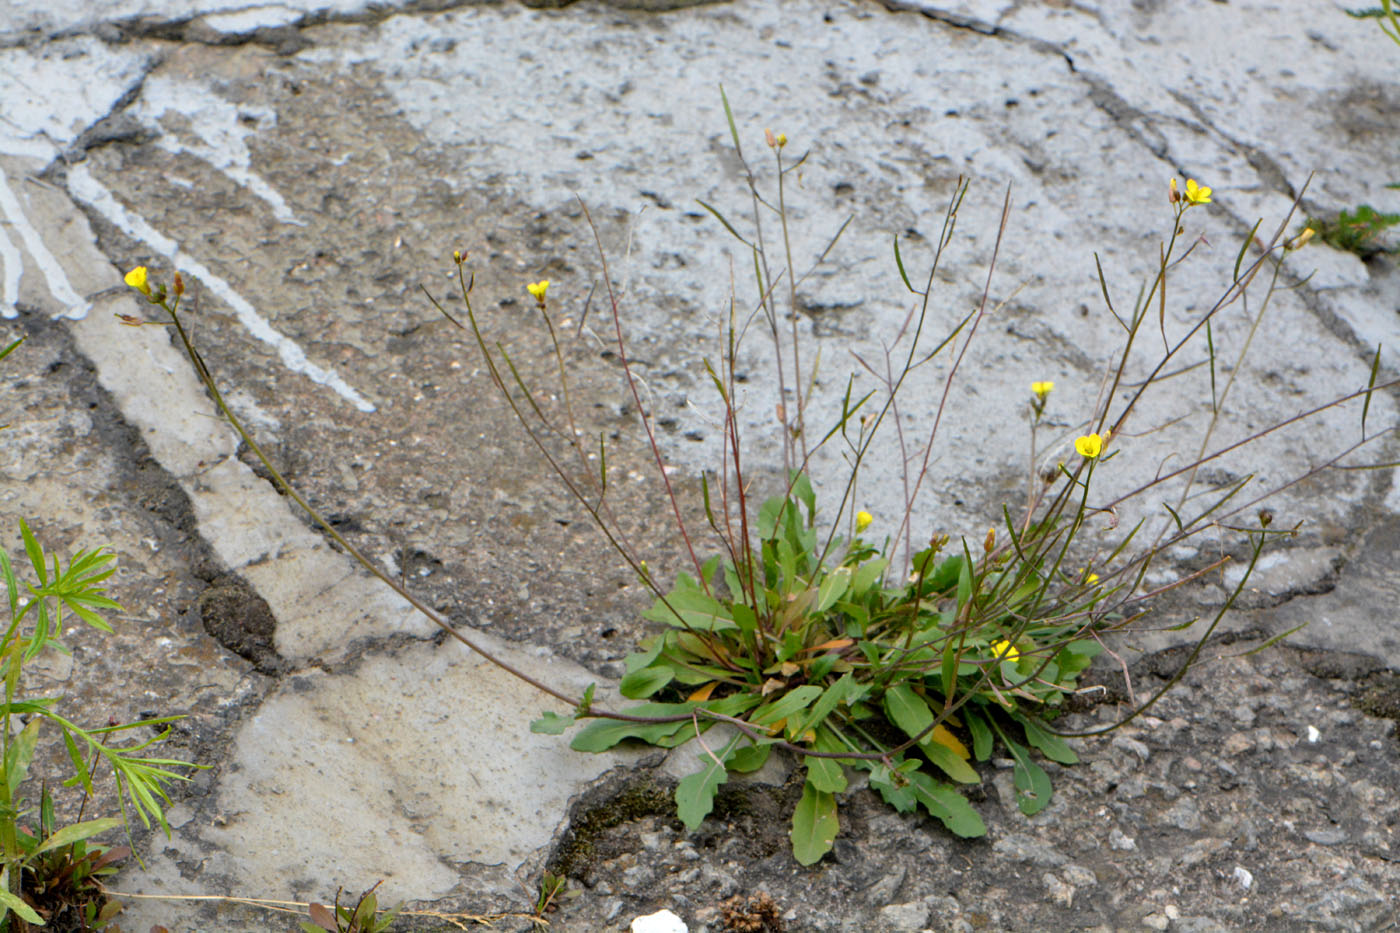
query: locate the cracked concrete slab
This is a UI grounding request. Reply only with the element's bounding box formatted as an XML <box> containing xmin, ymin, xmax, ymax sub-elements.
<box><xmin>0</xmin><ymin>0</ymin><xmax>1397</xmax><ymax>929</ymax></box>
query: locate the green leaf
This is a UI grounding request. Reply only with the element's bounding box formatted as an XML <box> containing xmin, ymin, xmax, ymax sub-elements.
<box><xmin>0</xmin><ymin>549</ymin><xmax>17</xmax><ymax>616</ymax></box>
<box><xmin>1019</xmin><ymin>717</ymin><xmax>1078</xmax><ymax>765</ymax></box>
<box><xmin>850</xmin><ymin>558</ymin><xmax>888</xmax><ymax>595</ymax></box>
<box><xmin>814</xmin><ymin>566</ymin><xmax>851</xmax><ymax>615</ymax></box>
<box><xmin>906</xmin><ymin>771</ymin><xmax>986</xmax><ymax>837</ymax></box>
<box><xmin>884</xmin><ymin>684</ymin><xmax>978</xmax><ymax>783</ymax></box>
<box><xmin>789</xmin><ymin>472</ymin><xmax>817</xmax><ymax>525</ymax></box>
<box><xmin>530</xmin><ymin>712</ymin><xmax>575</xmax><ymax>735</ymax></box>
<box><xmin>353</xmin><ymin>892</ymin><xmax>378</xmax><ymax>928</ymax></box>
<box><xmin>726</xmin><ymin>742</ymin><xmax>771</xmax><ymax>774</ymax></box>
<box><xmin>569</xmin><ymin>703</ymin><xmax>695</xmax><ymax>753</ymax></box>
<box><xmin>20</xmin><ymin>519</ymin><xmax>46</xmax><ymax>586</ymax></box>
<box><xmin>619</xmin><ymin>666</ymin><xmax>675</xmax><ymax>699</ymax></box>
<box><xmin>642</xmin><ymin>581</ymin><xmax>738</xmax><ymax>632</ymax></box>
<box><xmin>790</xmin><ymin>781</ymin><xmax>839</xmax><ymax>866</ymax></box>
<box><xmin>757</xmin><ymin>495</ymin><xmax>790</xmax><ymax>540</ymax></box>
<box><xmin>624</xmin><ymin>637</ymin><xmax>666</xmax><ymax>673</ymax></box>
<box><xmin>696</xmin><ymin>199</ymin><xmax>755</xmax><ymax>250</ymax></box>
<box><xmin>882</xmin><ymin>683</ymin><xmax>932</xmax><ymax>740</ymax></box>
<box><xmin>804</xmin><ymin>754</ymin><xmax>847</xmax><ymax>794</ymax></box>
<box><xmin>1005</xmin><ymin>737</ymin><xmax>1053</xmax><ymax>815</ymax></box>
<box><xmin>6</xmin><ymin>718</ymin><xmax>41</xmax><ymax>797</ymax></box>
<box><xmin>940</xmin><ymin>640</ymin><xmax>957</xmax><ymax>701</ymax></box>
<box><xmin>749</xmin><ymin>685</ymin><xmax>823</xmax><ymax>727</ymax></box>
<box><xmin>0</xmin><ymin>889</ymin><xmax>44</xmax><ymax>925</ymax></box>
<box><xmin>893</xmin><ymin>233</ymin><xmax>916</xmax><ymax>293</ymax></box>
<box><xmin>956</xmin><ymin>553</ymin><xmax>973</xmax><ymax>611</ymax></box>
<box><xmin>32</xmin><ymin>817</ymin><xmax>122</xmax><ymax>856</ymax></box>
<box><xmin>577</xmin><ymin>682</ymin><xmax>597</xmax><ymax>716</ymax></box>
<box><xmin>730</xmin><ymin>603</ymin><xmax>758</xmax><ymax>640</ymax></box>
<box><xmin>676</xmin><ymin>739</ymin><xmax>736</xmax><ymax>830</ymax></box>
<box><xmin>869</xmin><ymin>764</ymin><xmax>918</xmax><ymax>813</ymax></box>
<box><xmin>793</xmin><ymin>674</ymin><xmax>856</xmax><ymax>737</ymax></box>
<box><xmin>965</xmin><ymin>708</ymin><xmax>993</xmax><ymax>761</ymax></box>
<box><xmin>922</xmin><ymin>740</ymin><xmax>980</xmax><ymax>784</ymax></box>
<box><xmin>928</xmin><ymin>554</ymin><xmax>964</xmax><ymax>596</ymax></box>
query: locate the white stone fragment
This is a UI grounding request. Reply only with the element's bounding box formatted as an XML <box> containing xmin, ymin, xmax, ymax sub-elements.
<box><xmin>631</xmin><ymin>909</ymin><xmax>688</xmax><ymax>933</ymax></box>
<box><xmin>1232</xmin><ymin>866</ymin><xmax>1254</xmax><ymax>891</ymax></box>
<box><xmin>1306</xmin><ymin>725</ymin><xmax>1321</xmax><ymax>744</ymax></box>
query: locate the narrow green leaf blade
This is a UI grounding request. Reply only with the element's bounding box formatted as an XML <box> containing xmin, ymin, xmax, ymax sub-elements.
<box><xmin>790</xmin><ymin>782</ymin><xmax>839</xmax><ymax>866</ymax></box>
<box><xmin>1019</xmin><ymin>717</ymin><xmax>1078</xmax><ymax>765</ymax></box>
<box><xmin>33</xmin><ymin>817</ymin><xmax>123</xmax><ymax>856</ymax></box>
<box><xmin>569</xmin><ymin>703</ymin><xmax>695</xmax><ymax>753</ymax></box>
<box><xmin>0</xmin><ymin>889</ymin><xmax>43</xmax><ymax>924</ymax></box>
<box><xmin>907</xmin><ymin>771</ymin><xmax>986</xmax><ymax>838</ymax></box>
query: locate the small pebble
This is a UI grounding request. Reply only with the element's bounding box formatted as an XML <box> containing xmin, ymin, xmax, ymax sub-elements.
<box><xmin>631</xmin><ymin>908</ymin><xmax>688</xmax><ymax>933</ymax></box>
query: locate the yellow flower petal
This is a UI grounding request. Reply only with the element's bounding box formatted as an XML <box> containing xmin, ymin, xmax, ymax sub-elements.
<box><xmin>1184</xmin><ymin>179</ymin><xmax>1212</xmax><ymax>205</ymax></box>
<box><xmin>1031</xmin><ymin>380</ymin><xmax>1054</xmax><ymax>399</ymax></box>
<box><xmin>124</xmin><ymin>266</ymin><xmax>151</xmax><ymax>296</ymax></box>
<box><xmin>855</xmin><ymin>510</ymin><xmax>873</xmax><ymax>532</ymax></box>
<box><xmin>1075</xmin><ymin>433</ymin><xmax>1103</xmax><ymax>459</ymax></box>
<box><xmin>991</xmin><ymin>639</ymin><xmax>1020</xmax><ymax>663</ymax></box>
<box><xmin>526</xmin><ymin>280</ymin><xmax>550</xmax><ymax>301</ymax></box>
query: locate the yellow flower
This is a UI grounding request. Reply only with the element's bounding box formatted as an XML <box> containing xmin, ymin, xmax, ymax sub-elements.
<box><xmin>1075</xmin><ymin>433</ymin><xmax>1103</xmax><ymax>459</ymax></box>
<box><xmin>1031</xmin><ymin>380</ymin><xmax>1053</xmax><ymax>400</ymax></box>
<box><xmin>1286</xmin><ymin>228</ymin><xmax>1315</xmax><ymax>251</ymax></box>
<box><xmin>855</xmin><ymin>510</ymin><xmax>873</xmax><ymax>533</ymax></box>
<box><xmin>527</xmin><ymin>280</ymin><xmax>549</xmax><ymax>302</ymax></box>
<box><xmin>1085</xmin><ymin>571</ymin><xmax>1100</xmax><ymax>585</ymax></box>
<box><xmin>124</xmin><ymin>266</ymin><xmax>151</xmax><ymax>296</ymax></box>
<box><xmin>991</xmin><ymin>639</ymin><xmax>1020</xmax><ymax>663</ymax></box>
<box><xmin>776</xmin><ymin>132</ymin><xmax>788</xmax><ymax>149</ymax></box>
<box><xmin>1184</xmin><ymin>179</ymin><xmax>1212</xmax><ymax>205</ymax></box>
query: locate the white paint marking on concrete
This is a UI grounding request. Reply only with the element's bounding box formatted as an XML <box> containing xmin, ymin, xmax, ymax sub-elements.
<box><xmin>0</xmin><ymin>216</ymin><xmax>20</xmax><ymax>318</ymax></box>
<box><xmin>66</xmin><ymin>163</ymin><xmax>376</xmax><ymax>412</ymax></box>
<box><xmin>0</xmin><ymin>165</ymin><xmax>90</xmax><ymax>319</ymax></box>
<box><xmin>136</xmin><ymin>75</ymin><xmax>305</xmax><ymax>226</ymax></box>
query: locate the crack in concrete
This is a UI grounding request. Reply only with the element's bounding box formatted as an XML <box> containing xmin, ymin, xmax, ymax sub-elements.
<box><xmin>874</xmin><ymin>0</ymin><xmax>1079</xmax><ymax>71</ymax></box>
<box><xmin>1165</xmin><ymin>88</ymin><xmax>1299</xmax><ymax>203</ymax></box>
<box><xmin>3</xmin><ymin>0</ymin><xmax>728</xmax><ymax>54</ymax></box>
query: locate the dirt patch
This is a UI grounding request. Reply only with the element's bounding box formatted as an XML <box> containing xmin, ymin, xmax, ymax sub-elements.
<box><xmin>198</xmin><ymin>574</ymin><xmax>285</xmax><ymax>674</ymax></box>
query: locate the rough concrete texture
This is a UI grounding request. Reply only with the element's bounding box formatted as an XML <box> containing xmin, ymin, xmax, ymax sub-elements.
<box><xmin>0</xmin><ymin>0</ymin><xmax>1397</xmax><ymax>930</ymax></box>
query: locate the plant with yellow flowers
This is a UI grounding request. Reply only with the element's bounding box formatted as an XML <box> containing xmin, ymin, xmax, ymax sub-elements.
<box><xmin>130</xmin><ymin>96</ymin><xmax>1395</xmax><ymax>868</ymax></box>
